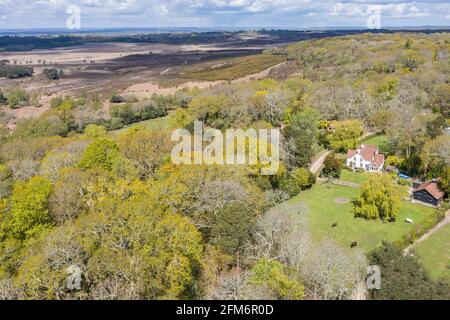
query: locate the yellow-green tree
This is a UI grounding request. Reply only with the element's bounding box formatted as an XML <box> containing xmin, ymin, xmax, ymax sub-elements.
<box><xmin>78</xmin><ymin>139</ymin><xmax>120</xmax><ymax>171</ymax></box>
<box><xmin>326</xmin><ymin>120</ymin><xmax>363</xmax><ymax>152</ymax></box>
<box><xmin>353</xmin><ymin>174</ymin><xmax>401</xmax><ymax>221</ymax></box>
<box><xmin>11</xmin><ymin>181</ymin><xmax>203</xmax><ymax>300</ymax></box>
<box><xmin>5</xmin><ymin>176</ymin><xmax>53</xmax><ymax>240</ymax></box>
<box><xmin>250</xmin><ymin>259</ymin><xmax>304</xmax><ymax>300</ymax></box>
<box><xmin>84</xmin><ymin>124</ymin><xmax>107</xmax><ymax>139</ymax></box>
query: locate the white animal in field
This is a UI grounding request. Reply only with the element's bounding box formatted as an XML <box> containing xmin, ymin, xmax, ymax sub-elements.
<box><xmin>405</xmin><ymin>218</ymin><xmax>414</xmax><ymax>224</ymax></box>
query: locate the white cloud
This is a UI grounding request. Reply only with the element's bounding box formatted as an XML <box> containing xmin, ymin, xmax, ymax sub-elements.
<box><xmin>0</xmin><ymin>0</ymin><xmax>448</xmax><ymax>29</ymax></box>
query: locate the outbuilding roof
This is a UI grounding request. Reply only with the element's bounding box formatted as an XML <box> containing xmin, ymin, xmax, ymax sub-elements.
<box><xmin>414</xmin><ymin>181</ymin><xmax>445</xmax><ymax>201</ymax></box>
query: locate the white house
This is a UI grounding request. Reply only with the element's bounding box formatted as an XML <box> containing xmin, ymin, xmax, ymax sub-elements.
<box><xmin>346</xmin><ymin>144</ymin><xmax>385</xmax><ymax>172</ymax></box>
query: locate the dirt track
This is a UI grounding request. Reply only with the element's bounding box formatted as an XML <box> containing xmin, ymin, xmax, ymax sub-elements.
<box><xmin>310</xmin><ymin>150</ymin><xmax>331</xmax><ymax>175</ymax></box>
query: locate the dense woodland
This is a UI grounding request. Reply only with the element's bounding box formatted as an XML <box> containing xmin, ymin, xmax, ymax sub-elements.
<box><xmin>0</xmin><ymin>32</ymin><xmax>449</xmax><ymax>300</ymax></box>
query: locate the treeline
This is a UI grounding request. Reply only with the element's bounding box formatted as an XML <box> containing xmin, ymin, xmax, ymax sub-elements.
<box><xmin>0</xmin><ymin>65</ymin><xmax>33</xmax><ymax>79</ymax></box>
<box><xmin>2</xmin><ymin>29</ymin><xmax>448</xmax><ymax>52</ymax></box>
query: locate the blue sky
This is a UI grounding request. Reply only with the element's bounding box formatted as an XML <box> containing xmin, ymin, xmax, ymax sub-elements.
<box><xmin>0</xmin><ymin>0</ymin><xmax>449</xmax><ymax>30</ymax></box>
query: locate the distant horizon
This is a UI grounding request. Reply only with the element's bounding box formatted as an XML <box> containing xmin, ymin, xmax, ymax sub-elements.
<box><xmin>0</xmin><ymin>25</ymin><xmax>449</xmax><ymax>36</ymax></box>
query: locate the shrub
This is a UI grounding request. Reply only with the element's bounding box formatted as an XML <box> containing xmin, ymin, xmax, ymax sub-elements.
<box><xmin>49</xmin><ymin>96</ymin><xmax>64</xmax><ymax>108</ymax></box>
<box><xmin>282</xmin><ymin>168</ymin><xmax>315</xmax><ymax>196</ymax></box>
<box><xmin>398</xmin><ymin>178</ymin><xmax>411</xmax><ymax>187</ymax></box>
<box><xmin>134</xmin><ymin>101</ymin><xmax>167</xmax><ymax>120</ymax></box>
<box><xmin>43</xmin><ymin>68</ymin><xmax>63</xmax><ymax>80</ymax></box>
<box><xmin>108</xmin><ymin>117</ymin><xmax>125</xmax><ymax>130</ymax></box>
<box><xmin>110</xmin><ymin>103</ymin><xmax>135</xmax><ymax>124</ymax></box>
<box><xmin>110</xmin><ymin>101</ymin><xmax>167</xmax><ymax>126</ymax></box>
<box><xmin>7</xmin><ymin>159</ymin><xmax>40</xmax><ymax>180</ymax></box>
<box><xmin>254</xmin><ymin>176</ymin><xmax>273</xmax><ymax>191</ymax></box>
<box><xmin>7</xmin><ymin>88</ymin><xmax>29</xmax><ymax>109</ymax></box>
<box><xmin>13</xmin><ymin>116</ymin><xmax>70</xmax><ymax>138</ymax></box>
<box><xmin>291</xmin><ymin>168</ymin><xmax>315</xmax><ymax>189</ymax></box>
<box><xmin>0</xmin><ymin>90</ymin><xmax>6</xmax><ymax>104</ymax></box>
<box><xmin>110</xmin><ymin>94</ymin><xmax>124</xmax><ymax>104</ymax></box>
<box><xmin>70</xmin><ymin>105</ymin><xmax>108</xmax><ymax>132</ymax></box>
<box><xmin>265</xmin><ymin>189</ymin><xmax>290</xmax><ymax>206</ymax></box>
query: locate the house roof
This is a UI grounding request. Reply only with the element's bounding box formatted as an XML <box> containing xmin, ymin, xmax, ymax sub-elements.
<box><xmin>374</xmin><ymin>154</ymin><xmax>385</xmax><ymax>167</ymax></box>
<box><xmin>414</xmin><ymin>181</ymin><xmax>445</xmax><ymax>200</ymax></box>
<box><xmin>347</xmin><ymin>144</ymin><xmax>385</xmax><ymax>167</ymax></box>
<box><xmin>347</xmin><ymin>149</ymin><xmax>357</xmax><ymax>158</ymax></box>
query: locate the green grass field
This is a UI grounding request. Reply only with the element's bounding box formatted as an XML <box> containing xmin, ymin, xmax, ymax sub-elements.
<box><xmin>112</xmin><ymin>115</ymin><xmax>173</xmax><ymax>135</ymax></box>
<box><xmin>282</xmin><ymin>183</ymin><xmax>436</xmax><ymax>252</ymax></box>
<box><xmin>360</xmin><ymin>134</ymin><xmax>394</xmax><ymax>155</ymax></box>
<box><xmin>340</xmin><ymin>170</ymin><xmax>368</xmax><ymax>185</ymax></box>
<box><xmin>182</xmin><ymin>54</ymin><xmax>286</xmax><ymax>81</ymax></box>
<box><xmin>415</xmin><ymin>223</ymin><xmax>450</xmax><ymax>282</ymax></box>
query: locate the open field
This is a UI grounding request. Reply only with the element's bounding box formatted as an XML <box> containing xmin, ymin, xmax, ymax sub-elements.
<box><xmin>282</xmin><ymin>183</ymin><xmax>436</xmax><ymax>252</ymax></box>
<box><xmin>415</xmin><ymin>223</ymin><xmax>450</xmax><ymax>282</ymax></box>
<box><xmin>0</xmin><ymin>31</ymin><xmax>300</xmax><ymax>128</ymax></box>
<box><xmin>112</xmin><ymin>114</ymin><xmax>173</xmax><ymax>135</ymax></box>
<box><xmin>0</xmin><ymin>44</ymin><xmax>263</xmax><ymax>96</ymax></box>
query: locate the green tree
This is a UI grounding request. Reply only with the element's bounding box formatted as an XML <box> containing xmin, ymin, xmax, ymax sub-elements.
<box><xmin>369</xmin><ymin>242</ymin><xmax>450</xmax><ymax>300</ymax></box>
<box><xmin>322</xmin><ymin>152</ymin><xmax>342</xmax><ymax>178</ymax></box>
<box><xmin>326</xmin><ymin>120</ymin><xmax>363</xmax><ymax>152</ymax></box>
<box><xmin>209</xmin><ymin>203</ymin><xmax>257</xmax><ymax>255</ymax></box>
<box><xmin>250</xmin><ymin>259</ymin><xmax>304</xmax><ymax>300</ymax></box>
<box><xmin>439</xmin><ymin>167</ymin><xmax>450</xmax><ymax>196</ymax></box>
<box><xmin>189</xmin><ymin>95</ymin><xmax>229</xmax><ymax>129</ymax></box>
<box><xmin>373</xmin><ymin>78</ymin><xmax>399</xmax><ymax>101</ymax></box>
<box><xmin>353</xmin><ymin>174</ymin><xmax>401</xmax><ymax>221</ymax></box>
<box><xmin>5</xmin><ymin>176</ymin><xmax>53</xmax><ymax>240</ymax></box>
<box><xmin>283</xmin><ymin>107</ymin><xmax>320</xmax><ymax>168</ymax></box>
<box><xmin>78</xmin><ymin>139</ymin><xmax>120</xmax><ymax>171</ymax></box>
